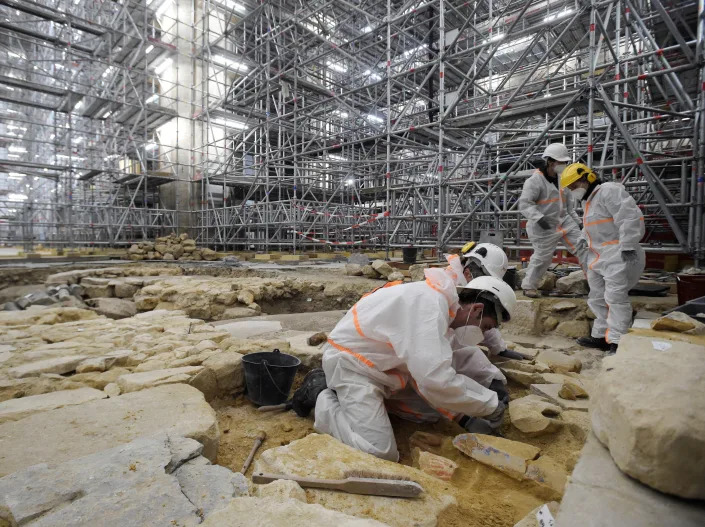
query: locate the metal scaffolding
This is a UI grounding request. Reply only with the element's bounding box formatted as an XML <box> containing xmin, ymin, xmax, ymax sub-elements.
<box><xmin>1</xmin><ymin>0</ymin><xmax>703</xmax><ymax>264</ymax></box>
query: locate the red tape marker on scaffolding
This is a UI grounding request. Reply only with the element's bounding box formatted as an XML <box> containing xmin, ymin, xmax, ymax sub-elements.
<box><xmin>293</xmin><ymin>231</ymin><xmax>385</xmax><ymax>245</ymax></box>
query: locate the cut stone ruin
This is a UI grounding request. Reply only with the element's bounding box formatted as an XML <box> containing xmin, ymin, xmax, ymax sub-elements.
<box><xmin>125</xmin><ymin>232</ymin><xmax>220</xmax><ymax>262</ymax></box>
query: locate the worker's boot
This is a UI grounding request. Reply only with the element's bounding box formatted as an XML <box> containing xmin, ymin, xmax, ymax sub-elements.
<box><xmin>523</xmin><ymin>289</ymin><xmax>541</xmax><ymax>298</ymax></box>
<box><xmin>291</xmin><ymin>368</ymin><xmax>327</xmax><ymax>418</ymax></box>
<box><xmin>576</xmin><ymin>335</ymin><xmax>610</xmax><ymax>351</ymax></box>
<box><xmin>606</xmin><ymin>343</ymin><xmax>618</xmax><ymax>355</ymax></box>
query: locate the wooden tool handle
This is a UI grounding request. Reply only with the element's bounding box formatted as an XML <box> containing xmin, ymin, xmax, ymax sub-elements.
<box><xmin>257</xmin><ymin>402</ymin><xmax>290</xmax><ymax>412</ymax></box>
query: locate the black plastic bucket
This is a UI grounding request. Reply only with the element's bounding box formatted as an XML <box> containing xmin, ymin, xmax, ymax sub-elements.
<box><xmin>402</xmin><ymin>247</ymin><xmax>417</xmax><ymax>264</ymax></box>
<box><xmin>503</xmin><ymin>266</ymin><xmax>517</xmax><ymax>290</ymax></box>
<box><xmin>242</xmin><ymin>349</ymin><xmax>301</xmax><ymax>406</ymax></box>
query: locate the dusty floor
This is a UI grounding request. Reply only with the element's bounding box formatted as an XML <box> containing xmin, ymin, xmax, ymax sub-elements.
<box><xmin>213</xmin><ymin>373</ymin><xmax>590</xmax><ymax>527</ymax></box>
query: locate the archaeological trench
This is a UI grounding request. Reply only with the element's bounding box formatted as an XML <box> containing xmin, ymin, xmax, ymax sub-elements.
<box><xmin>0</xmin><ymin>256</ymin><xmax>703</xmax><ymax>527</ymax></box>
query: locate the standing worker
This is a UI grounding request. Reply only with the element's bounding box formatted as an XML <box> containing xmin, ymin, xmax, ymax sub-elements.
<box><xmin>519</xmin><ymin>143</ymin><xmax>587</xmax><ymax>297</ymax></box>
<box><xmin>560</xmin><ymin>163</ymin><xmax>645</xmax><ymax>354</ymax></box>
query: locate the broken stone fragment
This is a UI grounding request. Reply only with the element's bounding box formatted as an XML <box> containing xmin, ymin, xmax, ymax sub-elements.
<box><xmin>417</xmin><ymin>450</ymin><xmax>458</xmax><ymax>481</ymax></box>
<box><xmin>307</xmin><ymin>331</ymin><xmax>327</xmax><ymax>346</ymax></box>
<box><xmin>86</xmin><ymin>297</ymin><xmax>137</xmax><ymax>319</ymax></box>
<box><xmin>551</xmin><ymin>300</ymin><xmax>578</xmax><ymax>312</ymax></box>
<box><xmin>558</xmin><ymin>381</ymin><xmax>588</xmax><ymax>400</ymax></box>
<box><xmin>0</xmin><ymin>387</ymin><xmax>107</xmax><ymax>424</ymax></box>
<box><xmin>371</xmin><ymin>259</ymin><xmax>394</xmax><ymax>278</ymax></box>
<box><xmin>508</xmin><ymin>395</ymin><xmax>563</xmax><ymax>436</ymax></box>
<box><xmin>556</xmin><ymin>270</ymin><xmax>589</xmax><ymax>295</ymax></box>
<box><xmin>361</xmin><ymin>265</ymin><xmax>379</xmax><ymax>279</ymax></box>
<box><xmin>501</xmin><ymin>369</ymin><xmax>547</xmax><ymax>387</ymax></box>
<box><xmin>651</xmin><ymin>311</ymin><xmax>704</xmax><ymax>334</ymax></box>
<box><xmin>387</xmin><ymin>271</ymin><xmax>405</xmax><ymax>282</ymax></box>
<box><xmin>530</xmin><ymin>384</ymin><xmax>590</xmax><ymax>412</ymax></box>
<box><xmin>536</xmin><ymin>350</ymin><xmax>582</xmax><ymax>373</ymax></box>
<box><xmin>345</xmin><ymin>264</ymin><xmax>363</xmax><ymax>276</ymax></box>
<box><xmin>537</xmin><ymin>272</ymin><xmax>557</xmax><ymax>291</ymax></box>
<box><xmin>525</xmin><ymin>455</ymin><xmax>568</xmax><ymax>496</ymax></box>
<box><xmin>452</xmin><ymin>433</ymin><xmax>540</xmax><ymax>480</ymax></box>
<box><xmin>408</xmin><ymin>264</ymin><xmax>427</xmax><ymax>282</ymax></box>
<box><xmin>255</xmin><ymin>479</ymin><xmax>307</xmax><ymax>503</ymax></box>
<box><xmin>555</xmin><ymin>320</ymin><xmax>590</xmax><ymax>339</ymax></box>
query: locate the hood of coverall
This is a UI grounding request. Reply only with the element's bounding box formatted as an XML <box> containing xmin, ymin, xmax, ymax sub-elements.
<box><xmin>422</xmin><ymin>254</ymin><xmax>463</xmax><ymax>315</ymax></box>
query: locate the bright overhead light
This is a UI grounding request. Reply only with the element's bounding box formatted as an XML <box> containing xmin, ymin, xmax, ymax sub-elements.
<box><xmin>367</xmin><ymin>114</ymin><xmax>384</xmax><ymax>123</ymax></box>
<box><xmin>8</xmin><ymin>145</ymin><xmax>27</xmax><ymax>153</ymax></box>
<box><xmin>73</xmin><ymin>136</ymin><xmax>84</xmax><ymax>143</ymax></box>
<box><xmin>7</xmin><ymin>154</ymin><xmax>20</xmax><ymax>158</ymax></box>
<box><xmin>333</xmin><ymin>110</ymin><xmax>349</xmax><ymax>118</ymax></box>
<box><xmin>145</xmin><ymin>45</ymin><xmax>154</xmax><ymax>54</ymax></box>
<box><xmin>8</xmin><ymin>51</ymin><xmax>24</xmax><ymax>60</ymax></box>
<box><xmin>50</xmin><ymin>134</ymin><xmax>55</xmax><ymax>140</ymax></box>
<box><xmin>327</xmin><ymin>62</ymin><xmax>347</xmax><ymax>73</ymax></box>
<box><xmin>212</xmin><ymin>55</ymin><xmax>248</xmax><ymax>72</ymax></box>
<box><xmin>2</xmin><ymin>85</ymin><xmax>14</xmax><ymax>91</ymax></box>
<box><xmin>7</xmin><ymin>125</ymin><xmax>26</xmax><ymax>131</ymax></box>
<box><xmin>146</xmin><ymin>94</ymin><xmax>159</xmax><ymax>104</ymax></box>
<box><xmin>73</xmin><ymin>100</ymin><xmax>84</xmax><ymax>113</ymax></box>
<box><xmin>362</xmin><ymin>25</ymin><xmax>373</xmax><ymax>33</ymax></box>
<box><xmin>211</xmin><ymin>117</ymin><xmax>248</xmax><ymax>129</ymax></box>
<box><xmin>153</xmin><ymin>57</ymin><xmax>173</xmax><ymax>75</ymax></box>
<box><xmin>8</xmin><ymin>172</ymin><xmax>26</xmax><ymax>178</ymax></box>
<box><xmin>102</xmin><ymin>110</ymin><xmax>112</xmax><ymax>118</ymax></box>
<box><xmin>345</xmin><ymin>179</ymin><xmax>354</xmax><ymax>185</ymax></box>
<box><xmin>363</xmin><ymin>69</ymin><xmax>382</xmax><ymax>81</ymax></box>
<box><xmin>485</xmin><ymin>33</ymin><xmax>505</xmax><ymax>43</ymax></box>
<box><xmin>328</xmin><ymin>155</ymin><xmax>347</xmax><ymax>161</ymax></box>
<box><xmin>55</xmin><ymin>63</ymin><xmax>65</xmax><ymax>69</ymax></box>
<box><xmin>7</xmin><ymin>193</ymin><xmax>27</xmax><ymax>201</ymax></box>
<box><xmin>102</xmin><ymin>66</ymin><xmax>116</xmax><ymax>78</ymax></box>
<box><xmin>145</xmin><ymin>142</ymin><xmax>158</xmax><ymax>150</ymax></box>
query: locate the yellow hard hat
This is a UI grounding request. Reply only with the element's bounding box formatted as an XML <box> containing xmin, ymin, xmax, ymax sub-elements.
<box><xmin>560</xmin><ymin>163</ymin><xmax>596</xmax><ymax>188</ymax></box>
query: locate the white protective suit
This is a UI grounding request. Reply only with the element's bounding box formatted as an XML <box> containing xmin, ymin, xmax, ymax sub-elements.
<box><xmin>314</xmin><ymin>255</ymin><xmax>499</xmax><ymax>461</ymax></box>
<box><xmin>582</xmin><ymin>182</ymin><xmax>645</xmax><ymax>344</ymax></box>
<box><xmin>519</xmin><ymin>170</ymin><xmax>588</xmax><ymax>289</ymax></box>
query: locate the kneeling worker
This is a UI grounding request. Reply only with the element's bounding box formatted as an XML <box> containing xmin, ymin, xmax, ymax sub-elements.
<box><xmin>560</xmin><ymin>163</ymin><xmax>645</xmax><ymax>354</ymax></box>
<box><xmin>294</xmin><ymin>266</ymin><xmax>516</xmax><ymax>462</ymax></box>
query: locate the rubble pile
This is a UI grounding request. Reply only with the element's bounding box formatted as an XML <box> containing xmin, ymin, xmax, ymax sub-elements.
<box><xmin>125</xmin><ymin>233</ymin><xmax>220</xmax><ymax>262</ymax></box>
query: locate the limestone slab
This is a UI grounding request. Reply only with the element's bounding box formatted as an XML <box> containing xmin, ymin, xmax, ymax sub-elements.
<box><xmin>216</xmin><ymin>320</ymin><xmax>282</xmax><ymax>339</ymax></box>
<box><xmin>117</xmin><ymin>366</ymin><xmax>203</xmax><ymax>393</ymax></box>
<box><xmin>202</xmin><ymin>351</ymin><xmax>244</xmax><ymax>394</ymax></box>
<box><xmin>556</xmin><ymin>434</ymin><xmax>705</xmax><ymax>527</ymax></box>
<box><xmin>591</xmin><ymin>334</ymin><xmax>705</xmax><ymax>499</ymax></box>
<box><xmin>255</xmin><ymin>479</ymin><xmax>307</xmax><ymax>502</ymax></box>
<box><xmin>9</xmin><ymin>355</ymin><xmax>87</xmax><ymax>378</ymax></box>
<box><xmin>254</xmin><ymin>433</ymin><xmax>454</xmax><ymax>527</ymax></box>
<box><xmin>175</xmin><ymin>459</ymin><xmax>248</xmax><ymax>517</ymax></box>
<box><xmin>201</xmin><ymin>497</ymin><xmax>389</xmax><ymax>526</ymax></box>
<box><xmin>286</xmin><ymin>332</ymin><xmax>325</xmax><ymax>368</ymax></box>
<box><xmin>0</xmin><ymin>387</ymin><xmax>107</xmax><ymax>423</ymax></box>
<box><xmin>504</xmin><ymin>300</ymin><xmax>540</xmax><ymax>335</ymax></box>
<box><xmin>0</xmin><ymin>384</ymin><xmax>219</xmax><ymax>476</ymax></box>
<box><xmin>530</xmin><ymin>384</ymin><xmax>590</xmax><ymax>412</ymax></box>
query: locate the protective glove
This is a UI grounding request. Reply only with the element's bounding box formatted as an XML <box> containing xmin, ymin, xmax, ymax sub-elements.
<box><xmin>621</xmin><ymin>250</ymin><xmax>638</xmax><ymax>263</ymax></box>
<box><xmin>536</xmin><ymin>218</ymin><xmax>552</xmax><ymax>230</ymax></box>
<box><xmin>462</xmin><ymin>417</ymin><xmax>494</xmax><ymax>435</ymax></box>
<box><xmin>489</xmin><ymin>378</ymin><xmax>509</xmax><ymax>405</ymax></box>
<box><xmin>485</xmin><ymin>400</ymin><xmax>506</xmax><ymax>431</ymax></box>
<box><xmin>577</xmin><ymin>238</ymin><xmax>588</xmax><ymax>252</ymax></box>
<box><xmin>499</xmin><ymin>349</ymin><xmax>525</xmax><ymax>361</ymax></box>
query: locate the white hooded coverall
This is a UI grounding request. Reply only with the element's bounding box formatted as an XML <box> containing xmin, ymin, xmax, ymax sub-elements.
<box><xmin>519</xmin><ymin>170</ymin><xmax>588</xmax><ymax>289</ymax></box>
<box><xmin>582</xmin><ymin>182</ymin><xmax>645</xmax><ymax>344</ymax></box>
<box><xmin>314</xmin><ymin>256</ymin><xmax>500</xmax><ymax>461</ymax></box>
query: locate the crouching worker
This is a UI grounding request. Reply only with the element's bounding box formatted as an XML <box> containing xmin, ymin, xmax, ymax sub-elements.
<box><xmin>292</xmin><ymin>265</ymin><xmax>516</xmax><ymax>462</ymax></box>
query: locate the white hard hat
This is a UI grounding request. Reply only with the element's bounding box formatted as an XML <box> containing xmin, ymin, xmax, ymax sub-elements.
<box><xmin>458</xmin><ymin>276</ymin><xmax>517</xmax><ymax>323</ymax></box>
<box><xmin>541</xmin><ymin>143</ymin><xmax>571</xmax><ymax>162</ymax></box>
<box><xmin>464</xmin><ymin>243</ymin><xmax>508</xmax><ymax>279</ymax></box>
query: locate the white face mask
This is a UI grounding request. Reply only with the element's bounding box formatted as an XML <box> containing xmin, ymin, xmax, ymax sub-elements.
<box><xmin>455</xmin><ymin>325</ymin><xmax>485</xmax><ymax>347</ymax></box>
<box><xmin>554</xmin><ymin>163</ymin><xmax>567</xmax><ymax>177</ymax></box>
<box><xmin>572</xmin><ymin>187</ymin><xmax>587</xmax><ymax>201</ymax></box>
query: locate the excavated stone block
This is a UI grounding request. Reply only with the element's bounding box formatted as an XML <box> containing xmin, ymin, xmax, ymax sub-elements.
<box><xmin>201</xmin><ymin>497</ymin><xmax>389</xmax><ymax>526</ymax></box>
<box><xmin>361</xmin><ymin>265</ymin><xmax>380</xmax><ymax>279</ymax></box>
<box><xmin>87</xmin><ymin>297</ymin><xmax>137</xmax><ymax>319</ymax></box>
<box><xmin>417</xmin><ymin>450</ymin><xmax>458</xmax><ymax>481</ymax></box>
<box><xmin>558</xmin><ymin>381</ymin><xmax>588</xmax><ymax>400</ymax></box>
<box><xmin>202</xmin><ymin>351</ymin><xmax>245</xmax><ymax>394</ymax></box>
<box><xmin>371</xmin><ymin>259</ymin><xmax>394</xmax><ymax>278</ymax></box>
<box><xmin>409</xmin><ymin>264</ymin><xmax>427</xmax><ymax>282</ymax></box>
<box><xmin>117</xmin><ymin>366</ymin><xmax>204</xmax><ymax>393</ymax></box>
<box><xmin>452</xmin><ymin>433</ymin><xmax>540</xmax><ymax>480</ymax></box>
<box><xmin>0</xmin><ymin>387</ymin><xmax>107</xmax><ymax>423</ymax></box>
<box><xmin>555</xmin><ymin>320</ymin><xmax>590</xmax><ymax>339</ymax></box>
<box><xmin>254</xmin><ymin>433</ymin><xmax>455</xmax><ymax>527</ymax></box>
<box><xmin>345</xmin><ymin>264</ymin><xmax>363</xmax><ymax>276</ymax></box>
<box><xmin>536</xmin><ymin>350</ymin><xmax>582</xmax><ymax>373</ymax></box>
<box><xmin>556</xmin><ymin>270</ymin><xmax>588</xmax><ymax>294</ymax></box>
<box><xmin>387</xmin><ymin>271</ymin><xmax>405</xmax><ymax>282</ymax></box>
<box><xmin>591</xmin><ymin>334</ymin><xmax>705</xmax><ymax>499</ymax></box>
<box><xmin>525</xmin><ymin>455</ymin><xmax>568</xmax><ymax>496</ymax></box>
<box><xmin>9</xmin><ymin>355</ymin><xmax>87</xmax><ymax>378</ymax></box>
<box><xmin>551</xmin><ymin>300</ymin><xmax>578</xmax><ymax>312</ymax></box>
<box><xmin>504</xmin><ymin>300</ymin><xmax>540</xmax><ymax>335</ymax></box>
<box><xmin>530</xmin><ymin>384</ymin><xmax>590</xmax><ymax>412</ymax></box>
<box><xmin>83</xmin><ymin>284</ymin><xmax>113</xmax><ymax>298</ymax></box>
<box><xmin>508</xmin><ymin>394</ymin><xmax>563</xmax><ymax>436</ymax></box>
<box><xmin>255</xmin><ymin>479</ymin><xmax>308</xmax><ymax>503</ymax></box>
<box><xmin>0</xmin><ymin>385</ymin><xmax>218</xmax><ymax>478</ymax></box>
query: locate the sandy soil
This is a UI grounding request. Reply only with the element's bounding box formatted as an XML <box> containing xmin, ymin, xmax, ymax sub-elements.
<box><xmin>213</xmin><ymin>375</ymin><xmax>590</xmax><ymax>527</ymax></box>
